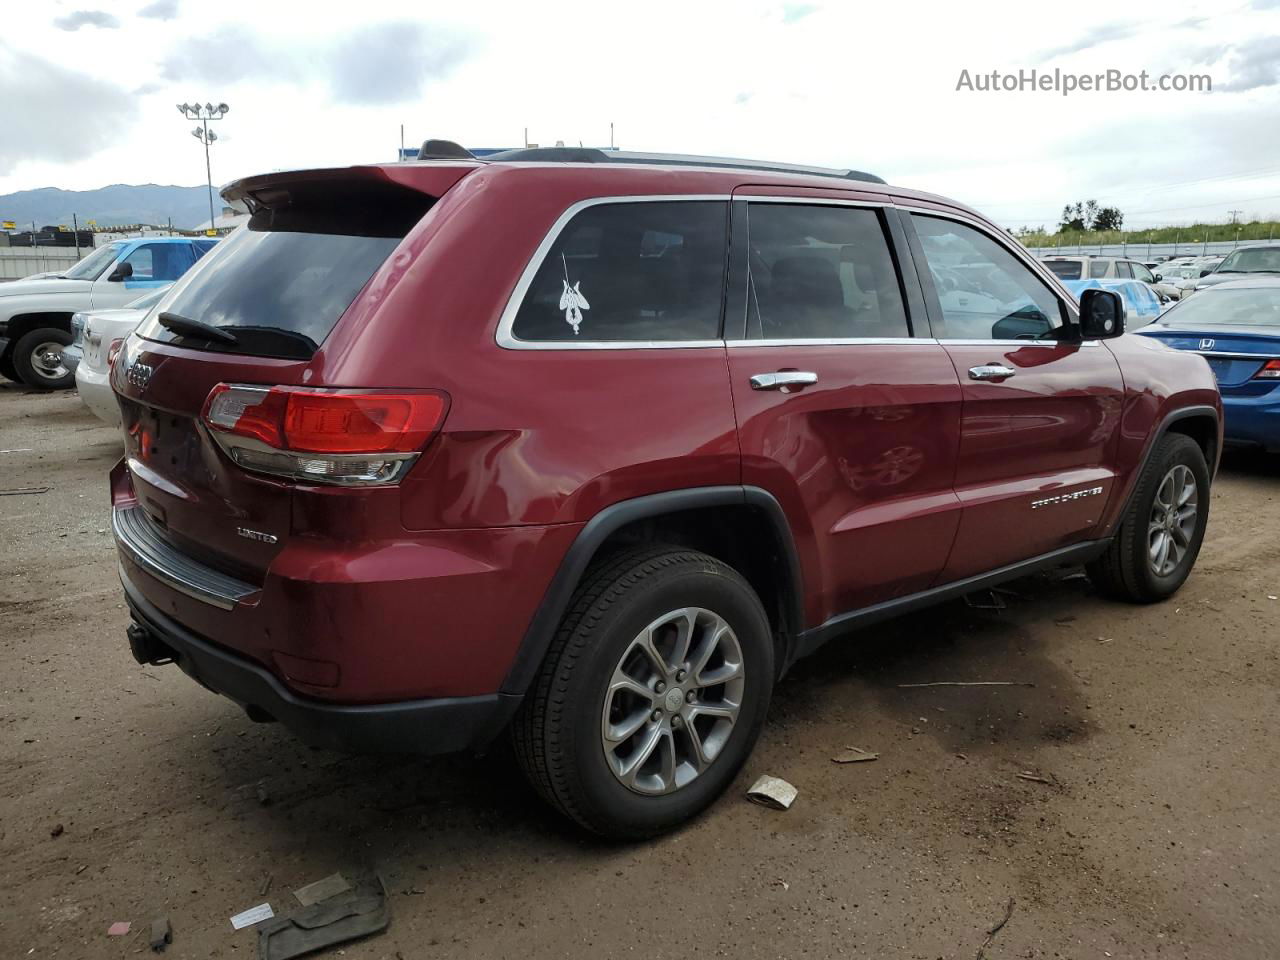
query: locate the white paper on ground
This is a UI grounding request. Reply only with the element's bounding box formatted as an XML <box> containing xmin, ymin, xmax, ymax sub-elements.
<box><xmin>293</xmin><ymin>872</ymin><xmax>351</xmax><ymax>906</ymax></box>
<box><xmin>746</xmin><ymin>775</ymin><xmax>798</xmax><ymax>810</ymax></box>
<box><xmin>230</xmin><ymin>903</ymin><xmax>275</xmax><ymax>930</ymax></box>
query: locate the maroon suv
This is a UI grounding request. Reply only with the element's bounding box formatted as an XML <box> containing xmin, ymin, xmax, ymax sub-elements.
<box><xmin>112</xmin><ymin>146</ymin><xmax>1221</xmax><ymax>838</ymax></box>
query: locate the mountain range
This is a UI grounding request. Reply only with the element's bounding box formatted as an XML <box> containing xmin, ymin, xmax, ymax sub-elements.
<box><xmin>0</xmin><ymin>184</ymin><xmax>219</xmax><ymax>231</ymax></box>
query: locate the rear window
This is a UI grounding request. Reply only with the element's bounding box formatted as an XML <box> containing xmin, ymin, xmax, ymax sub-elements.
<box><xmin>1162</xmin><ymin>287</ymin><xmax>1280</xmax><ymax>328</ymax></box>
<box><xmin>1044</xmin><ymin>260</ymin><xmax>1083</xmax><ymax>280</ymax></box>
<box><xmin>137</xmin><ymin>189</ymin><xmax>430</xmax><ymax>360</ymax></box>
<box><xmin>510</xmin><ymin>201</ymin><xmax>727</xmax><ymax>342</ymax></box>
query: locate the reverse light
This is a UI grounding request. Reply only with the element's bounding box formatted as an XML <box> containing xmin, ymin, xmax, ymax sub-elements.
<box><xmin>202</xmin><ymin>384</ymin><xmax>448</xmax><ymax>485</ymax></box>
<box><xmin>1254</xmin><ymin>359</ymin><xmax>1280</xmax><ymax>380</ymax></box>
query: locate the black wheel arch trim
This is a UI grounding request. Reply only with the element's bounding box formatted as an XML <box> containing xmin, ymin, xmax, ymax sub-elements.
<box><xmin>1104</xmin><ymin>403</ymin><xmax>1221</xmax><ymax>538</ymax></box>
<box><xmin>500</xmin><ymin>485</ymin><xmax>805</xmax><ymax>696</ymax></box>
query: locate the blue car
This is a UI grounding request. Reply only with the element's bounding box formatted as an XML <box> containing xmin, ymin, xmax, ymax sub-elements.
<box><xmin>1063</xmin><ymin>278</ymin><xmax>1164</xmax><ymax>329</ymax></box>
<box><xmin>1137</xmin><ymin>278</ymin><xmax>1280</xmax><ymax>451</ymax></box>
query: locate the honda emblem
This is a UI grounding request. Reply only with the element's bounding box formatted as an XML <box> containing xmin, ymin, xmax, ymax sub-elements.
<box><xmin>1198</xmin><ymin>338</ymin><xmax>1215</xmax><ymax>351</ymax></box>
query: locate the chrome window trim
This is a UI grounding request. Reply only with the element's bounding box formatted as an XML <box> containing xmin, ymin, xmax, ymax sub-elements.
<box><xmin>494</xmin><ymin>193</ymin><xmax>926</xmax><ymax>351</ymax></box>
<box><xmin>495</xmin><ymin>194</ymin><xmax>733</xmax><ymax>351</ymax></box>
<box><xmin>737</xmin><ymin>195</ymin><xmax>885</xmax><ymax>209</ymax></box>
<box><xmin>726</xmin><ymin>336</ymin><xmax>925</xmax><ymax>347</ymax></box>
<box><xmin>942</xmin><ymin>338</ymin><xmax>1101</xmax><ymax>348</ymax></box>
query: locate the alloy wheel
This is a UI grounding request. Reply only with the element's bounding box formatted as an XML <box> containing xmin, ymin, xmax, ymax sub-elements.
<box><xmin>600</xmin><ymin>607</ymin><xmax>745</xmax><ymax>796</ymax></box>
<box><xmin>1148</xmin><ymin>464</ymin><xmax>1198</xmax><ymax>577</ymax></box>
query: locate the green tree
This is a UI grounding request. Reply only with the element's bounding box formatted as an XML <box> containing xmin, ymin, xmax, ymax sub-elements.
<box><xmin>1093</xmin><ymin>206</ymin><xmax>1124</xmax><ymax>231</ymax></box>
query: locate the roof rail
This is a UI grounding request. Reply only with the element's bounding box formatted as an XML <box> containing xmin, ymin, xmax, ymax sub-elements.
<box><xmin>439</xmin><ymin>144</ymin><xmax>885</xmax><ymax>184</ymax></box>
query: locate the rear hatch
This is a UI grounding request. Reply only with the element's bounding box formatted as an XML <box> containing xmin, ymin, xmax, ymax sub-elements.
<box><xmin>114</xmin><ymin>166</ymin><xmax>466</xmax><ymax>582</ymax></box>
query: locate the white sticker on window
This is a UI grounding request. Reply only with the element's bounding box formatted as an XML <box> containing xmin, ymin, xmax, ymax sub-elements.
<box><xmin>559</xmin><ymin>255</ymin><xmax>589</xmax><ymax>335</ymax></box>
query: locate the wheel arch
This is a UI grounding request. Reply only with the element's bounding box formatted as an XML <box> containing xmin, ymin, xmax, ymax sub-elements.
<box><xmin>4</xmin><ymin>312</ymin><xmax>76</xmax><ymax>343</ymax></box>
<box><xmin>500</xmin><ymin>486</ymin><xmax>804</xmax><ymax>696</ymax></box>
<box><xmin>1161</xmin><ymin>407</ymin><xmax>1220</xmax><ymax>477</ymax></box>
<box><xmin>1102</xmin><ymin>403</ymin><xmax>1221</xmax><ymax>539</ymax></box>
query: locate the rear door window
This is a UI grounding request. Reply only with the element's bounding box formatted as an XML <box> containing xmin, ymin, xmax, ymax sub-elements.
<box><xmin>137</xmin><ymin>194</ymin><xmax>429</xmax><ymax>360</ymax></box>
<box><xmin>510</xmin><ymin>201</ymin><xmax>728</xmax><ymax>342</ymax></box>
<box><xmin>1116</xmin><ymin>261</ymin><xmax>1133</xmax><ymax>278</ymax></box>
<box><xmin>1089</xmin><ymin>259</ymin><xmax>1109</xmax><ymax>278</ymax></box>
<box><xmin>744</xmin><ymin>203</ymin><xmax>910</xmax><ymax>339</ymax></box>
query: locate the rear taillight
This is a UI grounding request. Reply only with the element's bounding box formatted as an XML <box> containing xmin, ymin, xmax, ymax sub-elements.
<box><xmin>106</xmin><ymin>338</ymin><xmax>126</xmax><ymax>372</ymax></box>
<box><xmin>1254</xmin><ymin>359</ymin><xmax>1280</xmax><ymax>380</ymax></box>
<box><xmin>201</xmin><ymin>384</ymin><xmax>448</xmax><ymax>486</ymax></box>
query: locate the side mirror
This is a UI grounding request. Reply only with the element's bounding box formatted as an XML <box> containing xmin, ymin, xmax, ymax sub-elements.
<box><xmin>108</xmin><ymin>261</ymin><xmax>133</xmax><ymax>282</ymax></box>
<box><xmin>1078</xmin><ymin>288</ymin><xmax>1125</xmax><ymax>339</ymax></box>
<box><xmin>1198</xmin><ymin>268</ymin><xmax>1213</xmax><ymax>278</ymax></box>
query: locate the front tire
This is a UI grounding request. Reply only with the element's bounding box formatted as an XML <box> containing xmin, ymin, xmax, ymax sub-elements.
<box><xmin>513</xmin><ymin>546</ymin><xmax>774</xmax><ymax>839</ymax></box>
<box><xmin>12</xmin><ymin>328</ymin><xmax>74</xmax><ymax>389</ymax></box>
<box><xmin>1088</xmin><ymin>433</ymin><xmax>1210</xmax><ymax>602</ymax></box>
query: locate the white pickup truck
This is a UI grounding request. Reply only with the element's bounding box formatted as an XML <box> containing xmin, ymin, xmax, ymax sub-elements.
<box><xmin>0</xmin><ymin>236</ymin><xmax>216</xmax><ymax>389</ymax></box>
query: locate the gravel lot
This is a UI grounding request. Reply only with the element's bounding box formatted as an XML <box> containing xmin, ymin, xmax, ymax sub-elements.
<box><xmin>2</xmin><ymin>383</ymin><xmax>1278</xmax><ymax>959</ymax></box>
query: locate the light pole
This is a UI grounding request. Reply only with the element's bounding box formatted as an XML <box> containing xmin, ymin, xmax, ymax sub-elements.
<box><xmin>177</xmin><ymin>102</ymin><xmax>229</xmax><ymax>233</ymax></box>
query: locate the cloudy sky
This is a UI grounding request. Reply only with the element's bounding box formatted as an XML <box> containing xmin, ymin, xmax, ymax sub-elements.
<box><xmin>3</xmin><ymin>0</ymin><xmax>1280</xmax><ymax>230</ymax></box>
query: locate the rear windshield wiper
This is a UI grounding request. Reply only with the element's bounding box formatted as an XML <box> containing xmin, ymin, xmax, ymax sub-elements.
<box><xmin>158</xmin><ymin>311</ymin><xmax>239</xmax><ymax>345</ymax></box>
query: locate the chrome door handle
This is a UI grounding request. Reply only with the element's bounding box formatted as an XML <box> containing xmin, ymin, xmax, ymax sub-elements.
<box><xmin>968</xmin><ymin>364</ymin><xmax>1016</xmax><ymax>381</ymax></box>
<box><xmin>749</xmin><ymin>371</ymin><xmax>818</xmax><ymax>391</ymax></box>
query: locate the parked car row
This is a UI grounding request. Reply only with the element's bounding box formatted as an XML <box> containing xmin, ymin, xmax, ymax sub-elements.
<box><xmin>0</xmin><ymin>236</ymin><xmax>215</xmax><ymax>389</ymax></box>
<box><xmin>1040</xmin><ymin>247</ymin><xmax>1280</xmax><ymax>307</ymax></box>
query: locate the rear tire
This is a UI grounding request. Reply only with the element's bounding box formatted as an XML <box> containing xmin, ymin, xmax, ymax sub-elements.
<box><xmin>1088</xmin><ymin>433</ymin><xmax>1210</xmax><ymax>602</ymax></box>
<box><xmin>513</xmin><ymin>545</ymin><xmax>774</xmax><ymax>839</ymax></box>
<box><xmin>12</xmin><ymin>328</ymin><xmax>74</xmax><ymax>389</ymax></box>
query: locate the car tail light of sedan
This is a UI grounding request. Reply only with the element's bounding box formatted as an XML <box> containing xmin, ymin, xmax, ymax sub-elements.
<box><xmin>1254</xmin><ymin>359</ymin><xmax>1280</xmax><ymax>380</ymax></box>
<box><xmin>201</xmin><ymin>384</ymin><xmax>449</xmax><ymax>486</ymax></box>
<box><xmin>106</xmin><ymin>338</ymin><xmax>126</xmax><ymax>373</ymax></box>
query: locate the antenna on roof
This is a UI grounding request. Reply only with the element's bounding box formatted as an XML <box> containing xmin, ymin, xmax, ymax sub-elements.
<box><xmin>417</xmin><ymin>139</ymin><xmax>476</xmax><ymax>160</ymax></box>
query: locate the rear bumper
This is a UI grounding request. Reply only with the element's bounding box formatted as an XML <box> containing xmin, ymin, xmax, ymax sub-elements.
<box><xmin>74</xmin><ymin>363</ymin><xmax>121</xmax><ymax>425</ymax></box>
<box><xmin>1222</xmin><ymin>389</ymin><xmax>1280</xmax><ymax>451</ymax></box>
<box><xmin>122</xmin><ymin>569</ymin><xmax>521</xmax><ymax>755</ymax></box>
<box><xmin>61</xmin><ymin>343</ymin><xmax>82</xmax><ymax>373</ymax></box>
<box><xmin>110</xmin><ymin>459</ymin><xmax>582</xmax><ymax>731</ymax></box>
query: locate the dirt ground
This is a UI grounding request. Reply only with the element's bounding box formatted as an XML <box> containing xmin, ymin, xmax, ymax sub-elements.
<box><xmin>1</xmin><ymin>382</ymin><xmax>1277</xmax><ymax>960</ymax></box>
